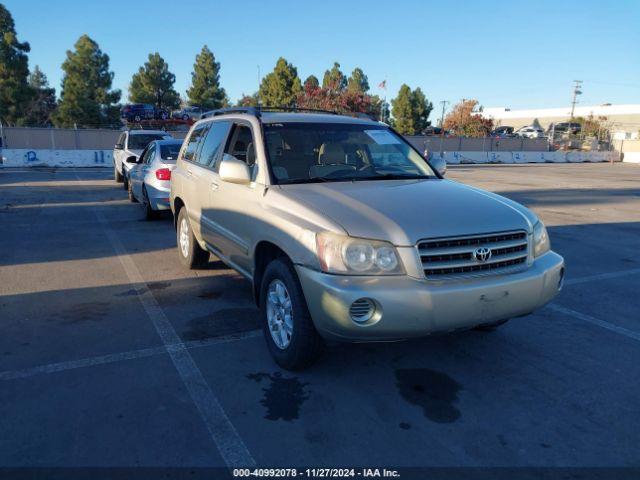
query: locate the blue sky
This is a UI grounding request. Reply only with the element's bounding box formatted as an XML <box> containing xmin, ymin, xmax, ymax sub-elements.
<box><xmin>4</xmin><ymin>0</ymin><xmax>640</xmax><ymax>112</ymax></box>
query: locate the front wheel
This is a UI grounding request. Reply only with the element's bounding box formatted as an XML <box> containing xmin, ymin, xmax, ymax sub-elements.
<box><xmin>260</xmin><ymin>258</ymin><xmax>324</xmax><ymax>370</ymax></box>
<box><xmin>176</xmin><ymin>207</ymin><xmax>209</xmax><ymax>268</ymax></box>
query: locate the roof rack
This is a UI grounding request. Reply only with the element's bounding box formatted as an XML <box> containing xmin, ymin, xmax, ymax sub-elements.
<box><xmin>201</xmin><ymin>105</ymin><xmax>378</xmax><ymax>121</ymax></box>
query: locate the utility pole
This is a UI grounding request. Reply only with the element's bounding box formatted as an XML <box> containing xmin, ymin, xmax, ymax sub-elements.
<box><xmin>570</xmin><ymin>80</ymin><xmax>583</xmax><ymax>119</ymax></box>
<box><xmin>439</xmin><ymin>100</ymin><xmax>449</xmax><ymax>130</ymax></box>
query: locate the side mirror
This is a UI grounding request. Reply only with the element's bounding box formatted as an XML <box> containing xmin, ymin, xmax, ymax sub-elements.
<box><xmin>126</xmin><ymin>156</ymin><xmax>138</xmax><ymax>164</ymax></box>
<box><xmin>429</xmin><ymin>156</ymin><xmax>447</xmax><ymax>176</ymax></box>
<box><xmin>114</xmin><ymin>144</ymin><xmax>123</xmax><ymax>150</ymax></box>
<box><xmin>219</xmin><ymin>154</ymin><xmax>251</xmax><ymax>185</ymax></box>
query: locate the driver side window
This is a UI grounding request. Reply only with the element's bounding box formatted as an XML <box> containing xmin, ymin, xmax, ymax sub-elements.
<box><xmin>143</xmin><ymin>144</ymin><xmax>156</xmax><ymax>164</ymax></box>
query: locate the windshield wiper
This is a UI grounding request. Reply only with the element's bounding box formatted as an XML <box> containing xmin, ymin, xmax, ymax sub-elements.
<box><xmin>351</xmin><ymin>173</ymin><xmax>432</xmax><ymax>181</ymax></box>
<box><xmin>277</xmin><ymin>177</ymin><xmax>334</xmax><ymax>185</ymax></box>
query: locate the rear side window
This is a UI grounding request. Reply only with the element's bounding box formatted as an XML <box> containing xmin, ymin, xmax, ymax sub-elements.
<box><xmin>127</xmin><ymin>134</ymin><xmax>167</xmax><ymax>150</ymax></box>
<box><xmin>182</xmin><ymin>124</ymin><xmax>209</xmax><ymax>163</ymax></box>
<box><xmin>198</xmin><ymin>121</ymin><xmax>231</xmax><ymax>167</ymax></box>
<box><xmin>160</xmin><ymin>143</ymin><xmax>182</xmax><ymax>162</ymax></box>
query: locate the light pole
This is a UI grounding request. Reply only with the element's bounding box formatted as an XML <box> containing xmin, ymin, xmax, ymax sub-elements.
<box><xmin>439</xmin><ymin>100</ymin><xmax>449</xmax><ymax>132</ymax></box>
<box><xmin>570</xmin><ymin>80</ymin><xmax>582</xmax><ymax>120</ymax></box>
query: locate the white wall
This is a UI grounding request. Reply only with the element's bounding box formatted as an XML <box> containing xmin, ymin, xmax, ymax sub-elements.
<box><xmin>438</xmin><ymin>150</ymin><xmax>621</xmax><ymax>164</ymax></box>
<box><xmin>0</xmin><ymin>149</ymin><xmax>113</xmax><ymax>167</ymax></box>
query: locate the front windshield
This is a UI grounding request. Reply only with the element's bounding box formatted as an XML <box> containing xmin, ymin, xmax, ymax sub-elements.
<box><xmin>128</xmin><ymin>134</ymin><xmax>167</xmax><ymax>150</ymax></box>
<box><xmin>263</xmin><ymin>123</ymin><xmax>435</xmax><ymax>184</ymax></box>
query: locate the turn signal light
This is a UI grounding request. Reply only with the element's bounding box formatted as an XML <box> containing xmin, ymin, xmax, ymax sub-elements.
<box><xmin>155</xmin><ymin>168</ymin><xmax>171</xmax><ymax>181</ymax></box>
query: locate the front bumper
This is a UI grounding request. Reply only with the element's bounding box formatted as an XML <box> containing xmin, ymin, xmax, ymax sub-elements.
<box><xmin>296</xmin><ymin>251</ymin><xmax>564</xmax><ymax>341</ymax></box>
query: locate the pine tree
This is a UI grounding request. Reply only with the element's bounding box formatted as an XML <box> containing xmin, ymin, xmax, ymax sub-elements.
<box><xmin>0</xmin><ymin>3</ymin><xmax>32</xmax><ymax>125</ymax></box>
<box><xmin>347</xmin><ymin>67</ymin><xmax>369</xmax><ymax>94</ymax></box>
<box><xmin>24</xmin><ymin>66</ymin><xmax>56</xmax><ymax>126</ymax></box>
<box><xmin>391</xmin><ymin>84</ymin><xmax>416</xmax><ymax>135</ymax></box>
<box><xmin>53</xmin><ymin>35</ymin><xmax>121</xmax><ymax>127</ymax></box>
<box><xmin>304</xmin><ymin>75</ymin><xmax>319</xmax><ymax>90</ymax></box>
<box><xmin>129</xmin><ymin>52</ymin><xmax>180</xmax><ymax>109</ymax></box>
<box><xmin>322</xmin><ymin>62</ymin><xmax>346</xmax><ymax>91</ymax></box>
<box><xmin>411</xmin><ymin>87</ymin><xmax>433</xmax><ymax>133</ymax></box>
<box><xmin>187</xmin><ymin>45</ymin><xmax>227</xmax><ymax>110</ymax></box>
<box><xmin>258</xmin><ymin>57</ymin><xmax>302</xmax><ymax>107</ymax></box>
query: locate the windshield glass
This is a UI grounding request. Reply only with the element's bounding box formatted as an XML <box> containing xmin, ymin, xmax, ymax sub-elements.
<box><xmin>160</xmin><ymin>143</ymin><xmax>182</xmax><ymax>162</ymax></box>
<box><xmin>128</xmin><ymin>134</ymin><xmax>167</xmax><ymax>150</ymax></box>
<box><xmin>263</xmin><ymin>123</ymin><xmax>435</xmax><ymax>184</ymax></box>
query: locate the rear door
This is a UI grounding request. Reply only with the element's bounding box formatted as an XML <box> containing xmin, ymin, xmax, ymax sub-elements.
<box><xmin>192</xmin><ymin>121</ymin><xmax>233</xmax><ymax>251</ymax></box>
<box><xmin>176</xmin><ymin>123</ymin><xmax>211</xmax><ymax>240</ymax></box>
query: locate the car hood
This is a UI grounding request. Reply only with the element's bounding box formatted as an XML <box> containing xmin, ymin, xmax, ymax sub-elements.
<box><xmin>280</xmin><ymin>179</ymin><xmax>537</xmax><ymax>246</ymax></box>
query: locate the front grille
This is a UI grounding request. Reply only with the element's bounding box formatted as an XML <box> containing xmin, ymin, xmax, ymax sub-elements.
<box><xmin>418</xmin><ymin>231</ymin><xmax>529</xmax><ymax>279</ymax></box>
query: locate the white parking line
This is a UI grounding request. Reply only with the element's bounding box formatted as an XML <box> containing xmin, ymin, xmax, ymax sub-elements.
<box><xmin>565</xmin><ymin>268</ymin><xmax>640</xmax><ymax>286</ymax></box>
<box><xmin>547</xmin><ymin>304</ymin><xmax>640</xmax><ymax>342</ymax></box>
<box><xmin>0</xmin><ymin>331</ymin><xmax>261</xmax><ymax>382</ymax></box>
<box><xmin>93</xmin><ymin>206</ymin><xmax>256</xmax><ymax>468</ymax></box>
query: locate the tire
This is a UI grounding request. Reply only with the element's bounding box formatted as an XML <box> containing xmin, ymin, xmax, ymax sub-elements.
<box><xmin>161</xmin><ymin>112</ymin><xmax>168</xmax><ymax>120</ymax></box>
<box><xmin>114</xmin><ymin>165</ymin><xmax>123</xmax><ymax>183</ymax></box>
<box><xmin>474</xmin><ymin>318</ymin><xmax>510</xmax><ymax>332</ymax></box>
<box><xmin>141</xmin><ymin>186</ymin><xmax>158</xmax><ymax>220</ymax></box>
<box><xmin>176</xmin><ymin>207</ymin><xmax>209</xmax><ymax>268</ymax></box>
<box><xmin>260</xmin><ymin>258</ymin><xmax>324</xmax><ymax>370</ymax></box>
<box><xmin>123</xmin><ymin>174</ymin><xmax>129</xmax><ymax>191</ymax></box>
<box><xmin>128</xmin><ymin>180</ymin><xmax>138</xmax><ymax>203</ymax></box>
<box><xmin>134</xmin><ymin>114</ymin><xmax>141</xmax><ymax>122</ymax></box>
<box><xmin>182</xmin><ymin>114</ymin><xmax>189</xmax><ymax>121</ymax></box>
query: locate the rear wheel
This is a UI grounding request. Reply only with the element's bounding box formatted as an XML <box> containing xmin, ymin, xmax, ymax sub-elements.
<box><xmin>128</xmin><ymin>180</ymin><xmax>138</xmax><ymax>203</ymax></box>
<box><xmin>134</xmin><ymin>114</ymin><xmax>141</xmax><ymax>122</ymax></box>
<box><xmin>141</xmin><ymin>186</ymin><xmax>158</xmax><ymax>220</ymax></box>
<box><xmin>176</xmin><ymin>207</ymin><xmax>209</xmax><ymax>268</ymax></box>
<box><xmin>114</xmin><ymin>165</ymin><xmax>123</xmax><ymax>183</ymax></box>
<box><xmin>123</xmin><ymin>173</ymin><xmax>129</xmax><ymax>191</ymax></box>
<box><xmin>260</xmin><ymin>258</ymin><xmax>324</xmax><ymax>370</ymax></box>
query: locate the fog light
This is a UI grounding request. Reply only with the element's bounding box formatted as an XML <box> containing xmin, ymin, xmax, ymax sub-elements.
<box><xmin>349</xmin><ymin>298</ymin><xmax>376</xmax><ymax>323</ymax></box>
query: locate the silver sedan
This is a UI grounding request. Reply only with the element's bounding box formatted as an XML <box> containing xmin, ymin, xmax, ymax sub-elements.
<box><xmin>127</xmin><ymin>139</ymin><xmax>184</xmax><ymax>219</ymax></box>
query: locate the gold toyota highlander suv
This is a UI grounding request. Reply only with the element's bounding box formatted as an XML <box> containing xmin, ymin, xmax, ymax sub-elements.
<box><xmin>170</xmin><ymin>107</ymin><xmax>565</xmax><ymax>370</ymax></box>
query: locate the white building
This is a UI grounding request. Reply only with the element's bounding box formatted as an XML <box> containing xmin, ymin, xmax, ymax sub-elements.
<box><xmin>481</xmin><ymin>104</ymin><xmax>640</xmax><ymax>140</ymax></box>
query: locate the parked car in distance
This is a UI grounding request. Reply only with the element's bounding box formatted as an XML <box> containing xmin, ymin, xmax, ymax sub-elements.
<box><xmin>170</xmin><ymin>108</ymin><xmax>565</xmax><ymax>370</ymax></box>
<box><xmin>121</xmin><ymin>103</ymin><xmax>170</xmax><ymax>122</ymax></box>
<box><xmin>127</xmin><ymin>139</ymin><xmax>183</xmax><ymax>219</ymax></box>
<box><xmin>172</xmin><ymin>106</ymin><xmax>206</xmax><ymax>121</ymax></box>
<box><xmin>491</xmin><ymin>126</ymin><xmax>514</xmax><ymax>137</ymax></box>
<box><xmin>113</xmin><ymin>130</ymin><xmax>173</xmax><ymax>189</ymax></box>
<box><xmin>548</xmin><ymin>122</ymin><xmax>581</xmax><ymax>134</ymax></box>
<box><xmin>422</xmin><ymin>126</ymin><xmax>443</xmax><ymax>136</ymax></box>
<box><xmin>515</xmin><ymin>125</ymin><xmax>545</xmax><ymax>138</ymax></box>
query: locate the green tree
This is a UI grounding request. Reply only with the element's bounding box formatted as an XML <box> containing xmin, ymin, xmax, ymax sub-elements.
<box><xmin>187</xmin><ymin>45</ymin><xmax>227</xmax><ymax>110</ymax></box>
<box><xmin>23</xmin><ymin>66</ymin><xmax>56</xmax><ymax>125</ymax></box>
<box><xmin>53</xmin><ymin>35</ymin><xmax>121</xmax><ymax>127</ymax></box>
<box><xmin>391</xmin><ymin>84</ymin><xmax>416</xmax><ymax>134</ymax></box>
<box><xmin>322</xmin><ymin>62</ymin><xmax>346</xmax><ymax>91</ymax></box>
<box><xmin>258</xmin><ymin>57</ymin><xmax>302</xmax><ymax>107</ymax></box>
<box><xmin>347</xmin><ymin>67</ymin><xmax>369</xmax><ymax>94</ymax></box>
<box><xmin>411</xmin><ymin>87</ymin><xmax>432</xmax><ymax>133</ymax></box>
<box><xmin>129</xmin><ymin>52</ymin><xmax>180</xmax><ymax>109</ymax></box>
<box><xmin>0</xmin><ymin>3</ymin><xmax>32</xmax><ymax>124</ymax></box>
<box><xmin>304</xmin><ymin>75</ymin><xmax>319</xmax><ymax>90</ymax></box>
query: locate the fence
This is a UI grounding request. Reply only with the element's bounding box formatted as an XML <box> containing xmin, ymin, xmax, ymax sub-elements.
<box><xmin>404</xmin><ymin>136</ymin><xmax>548</xmax><ymax>152</ymax></box>
<box><xmin>0</xmin><ymin>127</ymin><xmax>187</xmax><ymax>150</ymax></box>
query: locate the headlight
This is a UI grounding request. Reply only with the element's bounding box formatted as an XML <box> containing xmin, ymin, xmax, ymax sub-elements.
<box><xmin>533</xmin><ymin>221</ymin><xmax>550</xmax><ymax>257</ymax></box>
<box><xmin>316</xmin><ymin>232</ymin><xmax>404</xmax><ymax>275</ymax></box>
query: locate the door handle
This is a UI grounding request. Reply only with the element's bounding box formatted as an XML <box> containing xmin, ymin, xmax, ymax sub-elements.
<box><xmin>210</xmin><ymin>181</ymin><xmax>219</xmax><ymax>191</ymax></box>
<box><xmin>187</xmin><ymin>168</ymin><xmax>193</xmax><ymax>176</ymax></box>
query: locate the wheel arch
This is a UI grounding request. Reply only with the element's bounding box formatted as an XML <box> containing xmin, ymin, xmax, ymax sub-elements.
<box><xmin>253</xmin><ymin>241</ymin><xmax>292</xmax><ymax>306</ymax></box>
